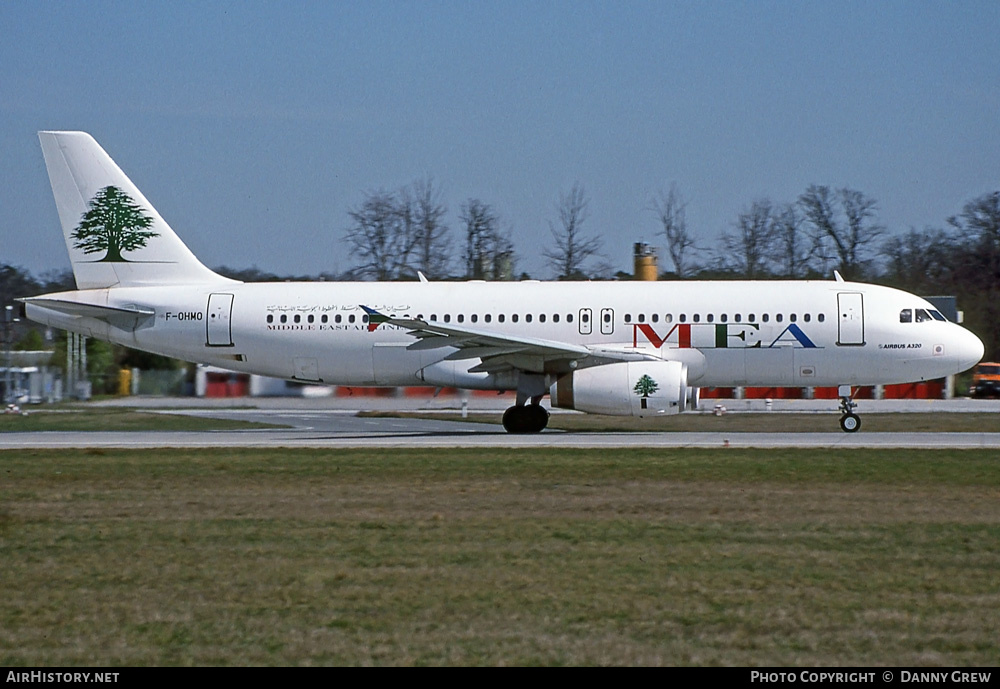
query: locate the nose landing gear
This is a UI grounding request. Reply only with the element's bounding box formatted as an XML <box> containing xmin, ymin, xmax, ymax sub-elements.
<box><xmin>838</xmin><ymin>385</ymin><xmax>861</xmax><ymax>433</ymax></box>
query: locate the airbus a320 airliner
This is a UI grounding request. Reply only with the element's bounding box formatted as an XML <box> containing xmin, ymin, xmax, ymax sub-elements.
<box><xmin>21</xmin><ymin>132</ymin><xmax>984</xmax><ymax>433</ymax></box>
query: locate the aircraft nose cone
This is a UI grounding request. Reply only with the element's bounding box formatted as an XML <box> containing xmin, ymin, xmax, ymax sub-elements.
<box><xmin>956</xmin><ymin>327</ymin><xmax>985</xmax><ymax>373</ymax></box>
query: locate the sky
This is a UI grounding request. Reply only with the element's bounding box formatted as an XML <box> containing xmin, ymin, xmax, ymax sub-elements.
<box><xmin>2</xmin><ymin>1</ymin><xmax>998</xmax><ymax>280</ymax></box>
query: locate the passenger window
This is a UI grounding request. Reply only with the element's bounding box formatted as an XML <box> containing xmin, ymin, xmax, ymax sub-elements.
<box><xmin>335</xmin><ymin>315</ymin><xmax>342</xmax><ymax>324</ymax></box>
<box><xmin>803</xmin><ymin>314</ymin><xmax>810</xmax><ymax>322</ymax></box>
<box><xmin>776</xmin><ymin>314</ymin><xmax>783</xmax><ymax>323</ymax></box>
<box><xmin>665</xmin><ymin>314</ymin><xmax>673</xmax><ymax>323</ymax></box>
<box><xmin>294</xmin><ymin>315</ymin><xmax>301</xmax><ymax>323</ymax></box>
<box><xmin>321</xmin><ymin>315</ymin><xmax>328</xmax><ymax>324</ymax></box>
<box><xmin>525</xmin><ymin>314</ymin><xmax>532</xmax><ymax>323</ymax></box>
<box><xmin>499</xmin><ymin>314</ymin><xmax>505</xmax><ymax>323</ymax></box>
<box><xmin>735</xmin><ymin>314</ymin><xmax>741</xmax><ymax>323</ymax></box>
<box><xmin>457</xmin><ymin>314</ymin><xmax>464</xmax><ymax>323</ymax></box>
<box><xmin>512</xmin><ymin>314</ymin><xmax>519</xmax><ymax>323</ymax></box>
<box><xmin>308</xmin><ymin>315</ymin><xmax>314</xmax><ymax>323</ymax></box>
<box><xmin>625</xmin><ymin>314</ymin><xmax>632</xmax><ymax>323</ymax></box>
<box><xmin>693</xmin><ymin>314</ymin><xmax>700</xmax><ymax>323</ymax></box>
<box><xmin>790</xmin><ymin>313</ymin><xmax>797</xmax><ymax>322</ymax></box>
<box><xmin>638</xmin><ymin>314</ymin><xmax>645</xmax><ymax>323</ymax></box>
<box><xmin>679</xmin><ymin>314</ymin><xmax>687</xmax><ymax>323</ymax></box>
<box><xmin>471</xmin><ymin>314</ymin><xmax>477</xmax><ymax>323</ymax></box>
<box><xmin>707</xmin><ymin>314</ymin><xmax>714</xmax><ymax>323</ymax></box>
<box><xmin>720</xmin><ymin>314</ymin><xmax>727</xmax><ymax>322</ymax></box>
<box><xmin>539</xmin><ymin>314</ymin><xmax>546</xmax><ymax>323</ymax></box>
<box><xmin>444</xmin><ymin>314</ymin><xmax>451</xmax><ymax>323</ymax></box>
<box><xmin>762</xmin><ymin>314</ymin><xmax>769</xmax><ymax>323</ymax></box>
<box><xmin>652</xmin><ymin>314</ymin><xmax>659</xmax><ymax>323</ymax></box>
<box><xmin>567</xmin><ymin>314</ymin><xmax>573</xmax><ymax>323</ymax></box>
<box><xmin>748</xmin><ymin>313</ymin><xmax>755</xmax><ymax>322</ymax></box>
<box><xmin>362</xmin><ymin>315</ymin><xmax>368</xmax><ymax>323</ymax></box>
<box><xmin>485</xmin><ymin>314</ymin><xmax>491</xmax><ymax>323</ymax></box>
<box><xmin>818</xmin><ymin>313</ymin><xmax>825</xmax><ymax>322</ymax></box>
<box><xmin>280</xmin><ymin>315</ymin><xmax>287</xmax><ymax>324</ymax></box>
<box><xmin>553</xmin><ymin>314</ymin><xmax>559</xmax><ymax>323</ymax></box>
<box><xmin>349</xmin><ymin>315</ymin><xmax>355</xmax><ymax>323</ymax></box>
<box><xmin>603</xmin><ymin>312</ymin><xmax>611</xmax><ymax>323</ymax></box>
<box><xmin>267</xmin><ymin>314</ymin><xmax>273</xmax><ymax>323</ymax></box>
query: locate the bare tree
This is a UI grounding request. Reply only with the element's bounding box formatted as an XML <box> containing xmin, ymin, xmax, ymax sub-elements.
<box><xmin>881</xmin><ymin>227</ymin><xmax>955</xmax><ymax>293</ymax></box>
<box><xmin>460</xmin><ymin>199</ymin><xmax>514</xmax><ymax>280</ymax></box>
<box><xmin>797</xmin><ymin>184</ymin><xmax>838</xmax><ymax>276</ymax></box>
<box><xmin>0</xmin><ymin>263</ymin><xmax>38</xmax><ymax>299</ymax></box>
<box><xmin>718</xmin><ymin>198</ymin><xmax>776</xmax><ymax>278</ymax></box>
<box><xmin>650</xmin><ymin>184</ymin><xmax>698</xmax><ymax>277</ymax></box>
<box><xmin>37</xmin><ymin>268</ymin><xmax>75</xmax><ymax>294</ymax></box>
<box><xmin>345</xmin><ymin>179</ymin><xmax>452</xmax><ymax>281</ymax></box>
<box><xmin>461</xmin><ymin>198</ymin><xmax>496</xmax><ymax>278</ymax></box>
<box><xmin>771</xmin><ymin>203</ymin><xmax>812</xmax><ymax>278</ymax></box>
<box><xmin>946</xmin><ymin>190</ymin><xmax>1000</xmax><ymax>359</ymax></box>
<box><xmin>839</xmin><ymin>188</ymin><xmax>885</xmax><ymax>274</ymax></box>
<box><xmin>798</xmin><ymin>185</ymin><xmax>884</xmax><ymax>279</ymax></box>
<box><xmin>411</xmin><ymin>177</ymin><xmax>451</xmax><ymax>279</ymax></box>
<box><xmin>345</xmin><ymin>189</ymin><xmax>418</xmax><ymax>280</ymax></box>
<box><xmin>947</xmin><ymin>191</ymin><xmax>1000</xmax><ymax>308</ymax></box>
<box><xmin>544</xmin><ymin>182</ymin><xmax>602</xmax><ymax>280</ymax></box>
<box><xmin>948</xmin><ymin>190</ymin><xmax>1000</xmax><ymax>253</ymax></box>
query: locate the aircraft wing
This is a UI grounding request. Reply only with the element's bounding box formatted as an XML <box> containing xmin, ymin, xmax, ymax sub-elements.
<box><xmin>361</xmin><ymin>306</ymin><xmax>660</xmax><ymax>374</ymax></box>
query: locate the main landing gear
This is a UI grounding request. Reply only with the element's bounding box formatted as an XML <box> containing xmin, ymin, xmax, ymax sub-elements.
<box><xmin>503</xmin><ymin>373</ymin><xmax>550</xmax><ymax>434</ymax></box>
<box><xmin>838</xmin><ymin>385</ymin><xmax>861</xmax><ymax>433</ymax></box>
<box><xmin>502</xmin><ymin>403</ymin><xmax>549</xmax><ymax>434</ymax></box>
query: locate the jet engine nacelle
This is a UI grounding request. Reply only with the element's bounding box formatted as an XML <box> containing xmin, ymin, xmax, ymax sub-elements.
<box><xmin>550</xmin><ymin>360</ymin><xmax>688</xmax><ymax>416</ymax></box>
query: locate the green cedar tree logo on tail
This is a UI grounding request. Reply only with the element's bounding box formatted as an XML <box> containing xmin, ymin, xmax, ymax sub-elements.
<box><xmin>71</xmin><ymin>186</ymin><xmax>158</xmax><ymax>262</ymax></box>
<box><xmin>634</xmin><ymin>374</ymin><xmax>659</xmax><ymax>398</ymax></box>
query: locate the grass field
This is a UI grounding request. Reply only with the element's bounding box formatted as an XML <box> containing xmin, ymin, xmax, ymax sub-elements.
<box><xmin>2</xmin><ymin>447</ymin><xmax>998</xmax><ymax>666</ymax></box>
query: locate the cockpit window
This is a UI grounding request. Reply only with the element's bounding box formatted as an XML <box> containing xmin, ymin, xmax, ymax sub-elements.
<box><xmin>900</xmin><ymin>309</ymin><xmax>912</xmax><ymax>323</ymax></box>
<box><xmin>929</xmin><ymin>310</ymin><xmax>947</xmax><ymax>322</ymax></box>
<box><xmin>915</xmin><ymin>308</ymin><xmax>933</xmax><ymax>323</ymax></box>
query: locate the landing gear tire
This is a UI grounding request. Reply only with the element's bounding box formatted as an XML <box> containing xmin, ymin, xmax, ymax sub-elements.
<box><xmin>839</xmin><ymin>413</ymin><xmax>861</xmax><ymax>433</ymax></box>
<box><xmin>502</xmin><ymin>405</ymin><xmax>549</xmax><ymax>434</ymax></box>
<box><xmin>837</xmin><ymin>387</ymin><xmax>861</xmax><ymax>433</ymax></box>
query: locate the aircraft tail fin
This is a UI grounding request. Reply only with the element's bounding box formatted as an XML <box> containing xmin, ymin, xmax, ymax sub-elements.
<box><xmin>38</xmin><ymin>131</ymin><xmax>233</xmax><ymax>290</ymax></box>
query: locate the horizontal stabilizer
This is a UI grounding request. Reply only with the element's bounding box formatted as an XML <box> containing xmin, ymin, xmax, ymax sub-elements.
<box><xmin>20</xmin><ymin>296</ymin><xmax>155</xmax><ymax>329</ymax></box>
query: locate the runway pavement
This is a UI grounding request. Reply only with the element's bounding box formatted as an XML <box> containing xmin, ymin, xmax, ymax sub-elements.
<box><xmin>2</xmin><ymin>397</ymin><xmax>1000</xmax><ymax>449</ymax></box>
<box><xmin>4</xmin><ymin>428</ymin><xmax>1000</xmax><ymax>449</ymax></box>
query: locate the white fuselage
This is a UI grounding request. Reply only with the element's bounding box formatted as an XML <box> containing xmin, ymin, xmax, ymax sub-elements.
<box><xmin>26</xmin><ymin>279</ymin><xmax>984</xmax><ymax>390</ymax></box>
